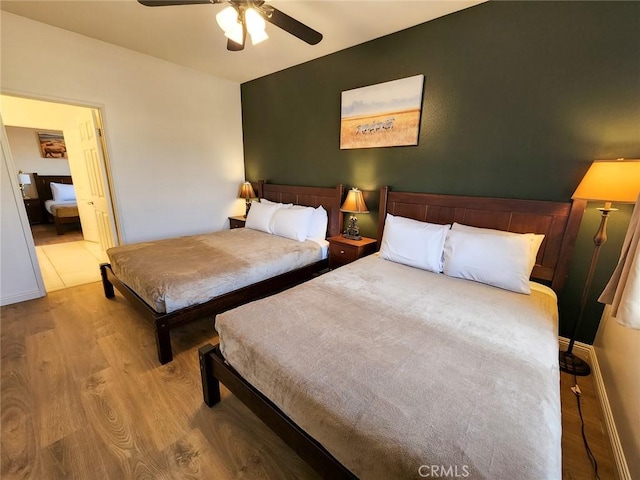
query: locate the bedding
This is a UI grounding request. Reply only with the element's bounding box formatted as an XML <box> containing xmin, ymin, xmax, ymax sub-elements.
<box><xmin>443</xmin><ymin>229</ymin><xmax>533</xmax><ymax>294</ymax></box>
<box><xmin>216</xmin><ymin>254</ymin><xmax>561</xmax><ymax>480</ymax></box>
<box><xmin>44</xmin><ymin>199</ymin><xmax>79</xmax><ymax>217</ymax></box>
<box><xmin>451</xmin><ymin>222</ymin><xmax>544</xmax><ymax>274</ymax></box>
<box><xmin>50</xmin><ymin>181</ymin><xmax>76</xmax><ymax>201</ymax></box>
<box><xmin>249</xmin><ymin>200</ymin><xmax>328</xmax><ymax>241</ymax></box>
<box><xmin>107</xmin><ymin>228</ymin><xmax>326</xmax><ymax>314</ymax></box>
<box><xmin>379</xmin><ymin>213</ymin><xmax>450</xmax><ymax>273</ymax></box>
<box><xmin>269</xmin><ymin>206</ymin><xmax>314</xmax><ymax>242</ymax></box>
<box><xmin>245</xmin><ymin>200</ymin><xmax>281</xmax><ymax>233</ymax></box>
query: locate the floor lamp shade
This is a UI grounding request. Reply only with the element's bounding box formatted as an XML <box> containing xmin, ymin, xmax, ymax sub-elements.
<box><xmin>572</xmin><ymin>159</ymin><xmax>640</xmax><ymax>204</ymax></box>
<box><xmin>560</xmin><ymin>159</ymin><xmax>640</xmax><ymax>376</ymax></box>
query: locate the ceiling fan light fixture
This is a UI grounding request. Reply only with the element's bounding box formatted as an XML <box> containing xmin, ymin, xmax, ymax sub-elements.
<box><xmin>244</xmin><ymin>8</ymin><xmax>265</xmax><ymax>32</ymax></box>
<box><xmin>245</xmin><ymin>8</ymin><xmax>268</xmax><ymax>45</ymax></box>
<box><xmin>224</xmin><ymin>23</ymin><xmax>245</xmax><ymax>45</ymax></box>
<box><xmin>216</xmin><ymin>5</ymin><xmax>239</xmax><ymax>33</ymax></box>
<box><xmin>249</xmin><ymin>29</ymin><xmax>268</xmax><ymax>45</ymax></box>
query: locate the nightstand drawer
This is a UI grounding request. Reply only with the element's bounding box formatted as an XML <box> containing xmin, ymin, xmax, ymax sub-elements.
<box><xmin>229</xmin><ymin>216</ymin><xmax>246</xmax><ymax>229</ymax></box>
<box><xmin>327</xmin><ymin>235</ymin><xmax>377</xmax><ymax>269</ymax></box>
<box><xmin>24</xmin><ymin>198</ymin><xmax>44</xmax><ymax>225</ymax></box>
<box><xmin>330</xmin><ymin>243</ymin><xmax>359</xmax><ymax>262</ymax></box>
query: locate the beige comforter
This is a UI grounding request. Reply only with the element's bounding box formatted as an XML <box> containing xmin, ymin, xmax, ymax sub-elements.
<box><xmin>107</xmin><ymin>228</ymin><xmax>323</xmax><ymax>313</ymax></box>
<box><xmin>50</xmin><ymin>203</ymin><xmax>78</xmax><ymax>218</ymax></box>
<box><xmin>217</xmin><ymin>254</ymin><xmax>561</xmax><ymax>480</ymax></box>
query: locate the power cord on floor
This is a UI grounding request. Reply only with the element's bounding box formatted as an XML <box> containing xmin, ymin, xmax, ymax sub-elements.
<box><xmin>570</xmin><ymin>355</ymin><xmax>600</xmax><ymax>480</ymax></box>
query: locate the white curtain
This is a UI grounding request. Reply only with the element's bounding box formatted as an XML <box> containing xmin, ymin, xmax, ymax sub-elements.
<box><xmin>599</xmin><ymin>192</ymin><xmax>640</xmax><ymax>329</ymax></box>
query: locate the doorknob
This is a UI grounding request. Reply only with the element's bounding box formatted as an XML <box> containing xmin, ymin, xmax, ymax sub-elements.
<box><xmin>88</xmin><ymin>201</ymin><xmax>94</xmax><ymax>205</ymax></box>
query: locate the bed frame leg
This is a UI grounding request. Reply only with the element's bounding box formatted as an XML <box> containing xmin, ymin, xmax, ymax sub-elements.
<box><xmin>55</xmin><ymin>216</ymin><xmax>63</xmax><ymax>235</ymax></box>
<box><xmin>99</xmin><ymin>264</ymin><xmax>115</xmax><ymax>298</ymax></box>
<box><xmin>156</xmin><ymin>322</ymin><xmax>173</xmax><ymax>364</ymax></box>
<box><xmin>199</xmin><ymin>344</ymin><xmax>220</xmax><ymax>407</ymax></box>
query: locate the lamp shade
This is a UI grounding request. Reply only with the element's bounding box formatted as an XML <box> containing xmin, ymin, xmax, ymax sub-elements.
<box><xmin>340</xmin><ymin>188</ymin><xmax>369</xmax><ymax>213</ymax></box>
<box><xmin>18</xmin><ymin>173</ymin><xmax>31</xmax><ymax>185</ymax></box>
<box><xmin>572</xmin><ymin>159</ymin><xmax>640</xmax><ymax>203</ymax></box>
<box><xmin>239</xmin><ymin>181</ymin><xmax>256</xmax><ymax>200</ymax></box>
<box><xmin>216</xmin><ymin>5</ymin><xmax>239</xmax><ymax>32</ymax></box>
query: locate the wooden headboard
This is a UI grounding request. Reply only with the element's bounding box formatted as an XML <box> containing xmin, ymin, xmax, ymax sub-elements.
<box><xmin>33</xmin><ymin>173</ymin><xmax>73</xmax><ymax>203</ymax></box>
<box><xmin>257</xmin><ymin>181</ymin><xmax>345</xmax><ymax>238</ymax></box>
<box><xmin>377</xmin><ymin>186</ymin><xmax>585</xmax><ymax>293</ymax></box>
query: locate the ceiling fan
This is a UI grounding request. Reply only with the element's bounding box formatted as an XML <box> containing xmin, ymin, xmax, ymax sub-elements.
<box><xmin>137</xmin><ymin>0</ymin><xmax>323</xmax><ymax>51</ymax></box>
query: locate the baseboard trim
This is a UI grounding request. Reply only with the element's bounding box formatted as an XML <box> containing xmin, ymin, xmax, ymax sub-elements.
<box><xmin>0</xmin><ymin>289</ymin><xmax>44</xmax><ymax>306</ymax></box>
<box><xmin>558</xmin><ymin>337</ymin><xmax>631</xmax><ymax>480</ymax></box>
<box><xmin>558</xmin><ymin>336</ymin><xmax>592</xmax><ymax>361</ymax></box>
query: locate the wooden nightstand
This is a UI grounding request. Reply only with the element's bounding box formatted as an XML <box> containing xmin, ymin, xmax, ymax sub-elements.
<box><xmin>229</xmin><ymin>216</ymin><xmax>246</xmax><ymax>229</ymax></box>
<box><xmin>327</xmin><ymin>235</ymin><xmax>377</xmax><ymax>269</ymax></box>
<box><xmin>23</xmin><ymin>198</ymin><xmax>44</xmax><ymax>225</ymax></box>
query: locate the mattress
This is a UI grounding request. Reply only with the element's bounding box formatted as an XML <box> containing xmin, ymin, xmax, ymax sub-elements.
<box><xmin>44</xmin><ymin>199</ymin><xmax>79</xmax><ymax>217</ymax></box>
<box><xmin>107</xmin><ymin>228</ymin><xmax>325</xmax><ymax>314</ymax></box>
<box><xmin>217</xmin><ymin>254</ymin><xmax>561</xmax><ymax>480</ymax></box>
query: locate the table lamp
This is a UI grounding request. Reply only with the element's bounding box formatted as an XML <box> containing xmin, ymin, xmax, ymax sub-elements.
<box><xmin>18</xmin><ymin>172</ymin><xmax>31</xmax><ymax>199</ymax></box>
<box><xmin>239</xmin><ymin>181</ymin><xmax>256</xmax><ymax>217</ymax></box>
<box><xmin>340</xmin><ymin>187</ymin><xmax>369</xmax><ymax>240</ymax></box>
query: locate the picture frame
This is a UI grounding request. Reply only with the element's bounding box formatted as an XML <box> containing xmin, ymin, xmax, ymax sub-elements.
<box><xmin>340</xmin><ymin>74</ymin><xmax>425</xmax><ymax>149</ymax></box>
<box><xmin>37</xmin><ymin>131</ymin><xmax>67</xmax><ymax>158</ymax></box>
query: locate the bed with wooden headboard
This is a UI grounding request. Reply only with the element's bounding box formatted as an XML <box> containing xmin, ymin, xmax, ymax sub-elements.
<box><xmin>100</xmin><ymin>180</ymin><xmax>345</xmax><ymax>364</ymax></box>
<box><xmin>32</xmin><ymin>173</ymin><xmax>80</xmax><ymax>234</ymax></box>
<box><xmin>199</xmin><ymin>186</ymin><xmax>586</xmax><ymax>480</ymax></box>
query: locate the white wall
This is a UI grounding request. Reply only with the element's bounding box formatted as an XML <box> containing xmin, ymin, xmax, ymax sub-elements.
<box><xmin>0</xmin><ymin>12</ymin><xmax>244</xmax><ymax>305</ymax></box>
<box><xmin>594</xmin><ymin>308</ymin><xmax>640</xmax><ymax>479</ymax></box>
<box><xmin>5</xmin><ymin>126</ymin><xmax>72</xmax><ymax>198</ymax></box>
<box><xmin>1</xmin><ymin>12</ymin><xmax>245</xmax><ymax>245</ymax></box>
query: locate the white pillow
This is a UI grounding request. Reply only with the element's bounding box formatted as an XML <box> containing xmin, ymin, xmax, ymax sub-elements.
<box><xmin>379</xmin><ymin>214</ymin><xmax>450</xmax><ymax>273</ymax></box>
<box><xmin>443</xmin><ymin>229</ymin><xmax>532</xmax><ymax>294</ymax></box>
<box><xmin>306</xmin><ymin>206</ymin><xmax>328</xmax><ymax>239</ymax></box>
<box><xmin>451</xmin><ymin>223</ymin><xmax>544</xmax><ymax>273</ymax></box>
<box><xmin>245</xmin><ymin>201</ymin><xmax>281</xmax><ymax>233</ymax></box>
<box><xmin>260</xmin><ymin>198</ymin><xmax>293</xmax><ymax>208</ymax></box>
<box><xmin>270</xmin><ymin>206</ymin><xmax>314</xmax><ymax>242</ymax></box>
<box><xmin>50</xmin><ymin>182</ymin><xmax>76</xmax><ymax>201</ymax></box>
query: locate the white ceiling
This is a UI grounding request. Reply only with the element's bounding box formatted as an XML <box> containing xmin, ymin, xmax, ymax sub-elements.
<box><xmin>1</xmin><ymin>0</ymin><xmax>484</xmax><ymax>83</ymax></box>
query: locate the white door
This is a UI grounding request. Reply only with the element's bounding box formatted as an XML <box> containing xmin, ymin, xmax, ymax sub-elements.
<box><xmin>76</xmin><ymin>109</ymin><xmax>115</xmax><ymax>251</ymax></box>
<box><xmin>69</xmin><ymin>114</ymin><xmax>99</xmax><ymax>243</ymax></box>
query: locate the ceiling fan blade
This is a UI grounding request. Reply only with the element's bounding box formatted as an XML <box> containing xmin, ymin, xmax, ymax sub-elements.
<box><xmin>137</xmin><ymin>0</ymin><xmax>216</xmax><ymax>6</ymax></box>
<box><xmin>260</xmin><ymin>6</ymin><xmax>322</xmax><ymax>45</ymax></box>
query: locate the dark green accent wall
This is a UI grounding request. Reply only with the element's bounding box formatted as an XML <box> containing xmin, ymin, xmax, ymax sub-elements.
<box><xmin>241</xmin><ymin>1</ymin><xmax>640</xmax><ymax>344</ymax></box>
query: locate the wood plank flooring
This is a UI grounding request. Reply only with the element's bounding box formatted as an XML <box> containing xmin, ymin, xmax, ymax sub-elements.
<box><xmin>1</xmin><ymin>282</ymin><xmax>616</xmax><ymax>479</ymax></box>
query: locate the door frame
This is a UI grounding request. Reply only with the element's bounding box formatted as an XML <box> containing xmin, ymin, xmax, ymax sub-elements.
<box><xmin>0</xmin><ymin>114</ymin><xmax>46</xmax><ymax>300</ymax></box>
<box><xmin>0</xmin><ymin>89</ymin><xmax>121</xmax><ymax>298</ymax></box>
<box><xmin>0</xmin><ymin>89</ymin><xmax>122</xmax><ymax>247</ymax></box>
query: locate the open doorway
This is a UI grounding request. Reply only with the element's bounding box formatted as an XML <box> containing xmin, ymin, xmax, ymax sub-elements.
<box><xmin>1</xmin><ymin>94</ymin><xmax>118</xmax><ymax>292</ymax></box>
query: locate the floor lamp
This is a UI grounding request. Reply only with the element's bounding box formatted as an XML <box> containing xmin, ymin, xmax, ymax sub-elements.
<box><xmin>560</xmin><ymin>159</ymin><xmax>640</xmax><ymax>376</ymax></box>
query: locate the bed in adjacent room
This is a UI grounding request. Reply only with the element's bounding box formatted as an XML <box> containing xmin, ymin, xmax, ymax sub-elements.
<box><xmin>100</xmin><ymin>181</ymin><xmax>344</xmax><ymax>364</ymax></box>
<box><xmin>199</xmin><ymin>186</ymin><xmax>586</xmax><ymax>480</ymax></box>
<box><xmin>33</xmin><ymin>173</ymin><xmax>80</xmax><ymax>234</ymax></box>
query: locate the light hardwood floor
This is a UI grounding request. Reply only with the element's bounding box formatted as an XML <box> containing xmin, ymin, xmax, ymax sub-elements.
<box><xmin>1</xmin><ymin>282</ymin><xmax>616</xmax><ymax>479</ymax></box>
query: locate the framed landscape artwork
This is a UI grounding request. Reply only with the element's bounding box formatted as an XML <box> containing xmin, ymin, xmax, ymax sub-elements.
<box><xmin>340</xmin><ymin>74</ymin><xmax>425</xmax><ymax>149</ymax></box>
<box><xmin>37</xmin><ymin>131</ymin><xmax>67</xmax><ymax>158</ymax></box>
